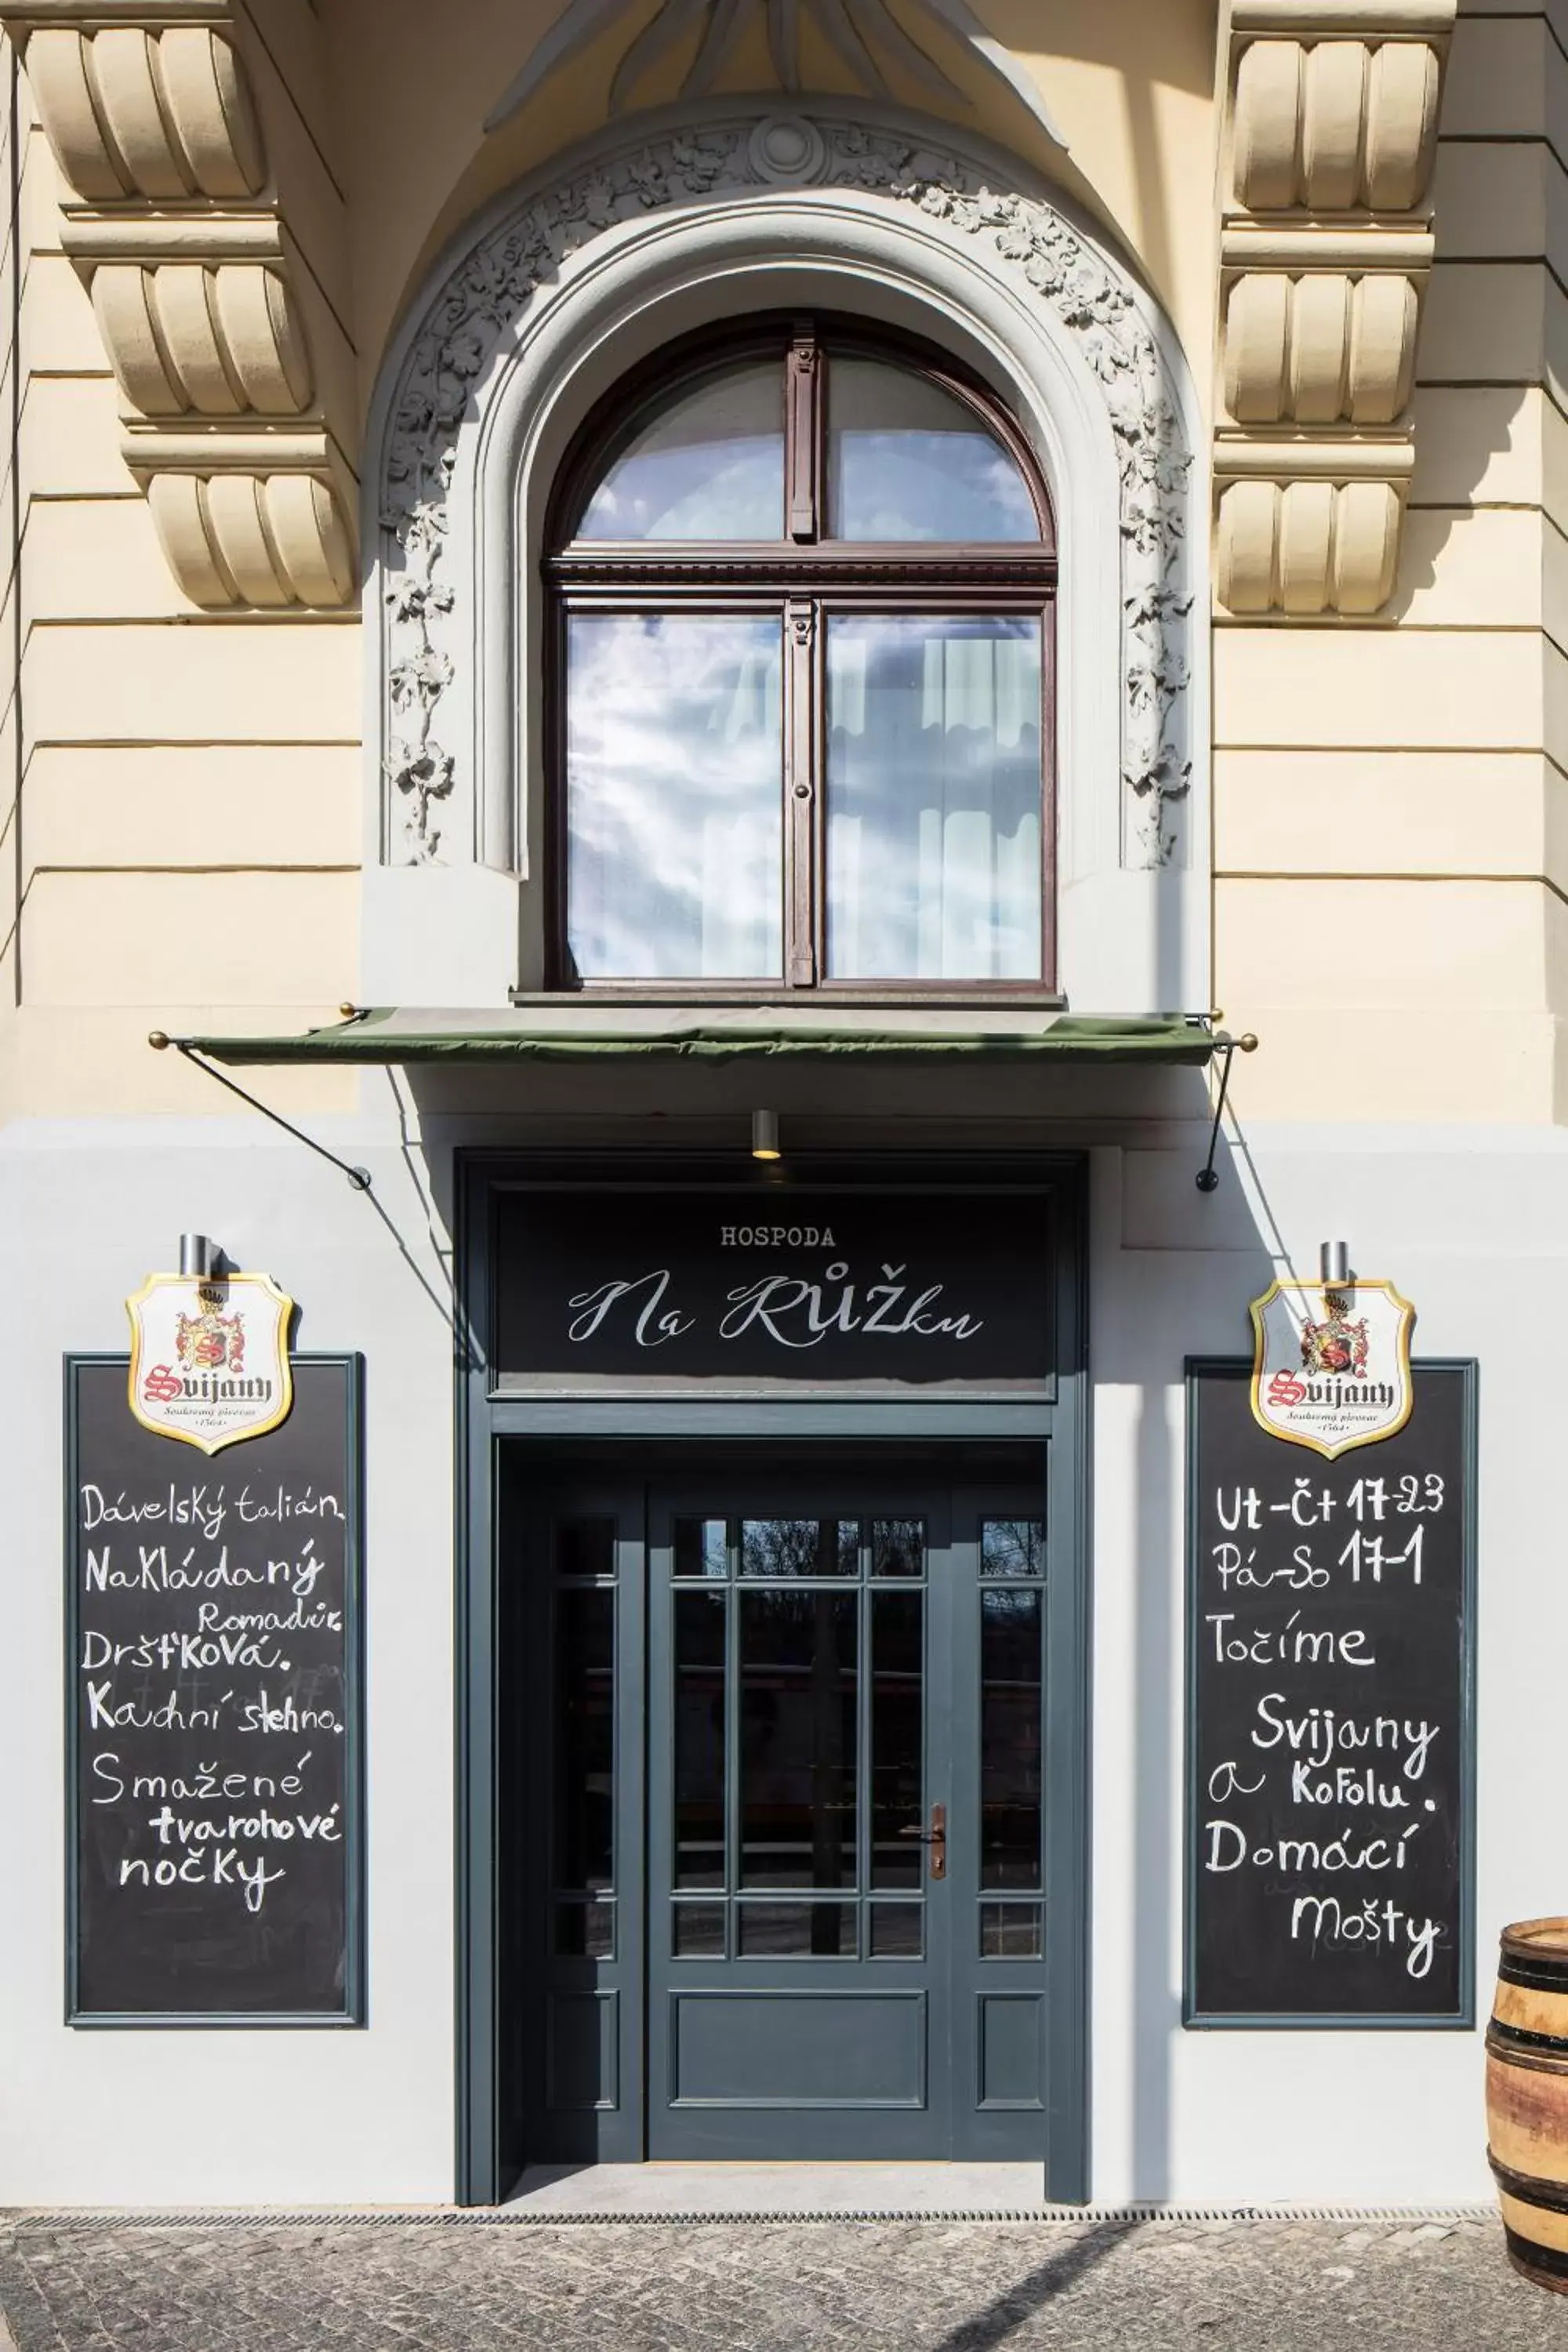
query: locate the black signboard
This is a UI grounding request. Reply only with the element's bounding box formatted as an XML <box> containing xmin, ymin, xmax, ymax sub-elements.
<box><xmin>494</xmin><ymin>1185</ymin><xmax>1054</xmax><ymax>1391</ymax></box>
<box><xmin>1185</xmin><ymin>1359</ymin><xmax>1475</xmax><ymax>2027</ymax></box>
<box><xmin>66</xmin><ymin>1356</ymin><xmax>364</xmax><ymax>2025</ymax></box>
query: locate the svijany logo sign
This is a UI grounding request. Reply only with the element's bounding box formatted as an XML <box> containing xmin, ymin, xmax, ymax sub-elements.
<box><xmin>1247</xmin><ymin>1277</ymin><xmax>1415</xmax><ymax>1458</ymax></box>
<box><xmin>125</xmin><ymin>1270</ymin><xmax>295</xmax><ymax>1454</ymax></box>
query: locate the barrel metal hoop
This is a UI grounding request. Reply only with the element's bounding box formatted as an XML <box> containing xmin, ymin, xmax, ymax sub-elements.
<box><xmin>1499</xmin><ymin>1956</ymin><xmax>1568</xmax><ymax>1995</ymax></box>
<box><xmin>1490</xmin><ymin>2155</ymin><xmax>1568</xmax><ymax>2214</ymax></box>
<box><xmin>1505</xmin><ymin>2225</ymin><xmax>1568</xmax><ymax>2285</ymax></box>
<box><xmin>1487</xmin><ymin>2017</ymin><xmax>1568</xmax><ymax>2060</ymax></box>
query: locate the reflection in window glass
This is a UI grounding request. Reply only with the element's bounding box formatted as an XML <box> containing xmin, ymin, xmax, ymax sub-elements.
<box><xmin>576</xmin><ymin>361</ymin><xmax>784</xmax><ymax>539</ymax></box>
<box><xmin>870</xmin><ymin>1590</ymin><xmax>924</xmax><ymax>1890</ymax></box>
<box><xmin>869</xmin><ymin>1903</ymin><xmax>924</xmax><ymax>1958</ymax></box>
<box><xmin>554</xmin><ymin>1899</ymin><xmax>615</xmax><ymax>1958</ymax></box>
<box><xmin>567</xmin><ymin>614</ymin><xmax>782</xmax><ymax>980</ymax></box>
<box><xmin>981</xmin><ymin>1520</ymin><xmax>1046</xmax><ymax>1580</ymax></box>
<box><xmin>739</xmin><ymin>1588</ymin><xmax>857</xmax><ymax>1888</ymax></box>
<box><xmin>739</xmin><ymin>1519</ymin><xmax>856</xmax><ymax>1577</ymax></box>
<box><xmin>980</xmin><ymin>1587</ymin><xmax>1043</xmax><ymax>1892</ymax></box>
<box><xmin>554</xmin><ymin>1588</ymin><xmax>614</xmax><ymax>1892</ymax></box>
<box><xmin>981</xmin><ymin>1901</ymin><xmax>1044</xmax><ymax>1959</ymax></box>
<box><xmin>738</xmin><ymin>1902</ymin><xmax>856</xmax><ymax>1957</ymax></box>
<box><xmin>871</xmin><ymin>1519</ymin><xmax>924</xmax><ymax>1578</ymax></box>
<box><xmin>673</xmin><ymin>1592</ymin><xmax>726</xmax><ymax>1890</ymax></box>
<box><xmin>672</xmin><ymin>1902</ymin><xmax>726</xmax><ymax>1958</ymax></box>
<box><xmin>826</xmin><ymin>615</ymin><xmax>1043</xmax><ymax>981</ymax></box>
<box><xmin>828</xmin><ymin>358</ymin><xmax>1040</xmax><ymax>543</ymax></box>
<box><xmin>674</xmin><ymin>1519</ymin><xmax>729</xmax><ymax>1579</ymax></box>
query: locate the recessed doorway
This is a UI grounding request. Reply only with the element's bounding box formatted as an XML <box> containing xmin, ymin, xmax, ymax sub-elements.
<box><xmin>502</xmin><ymin>1445</ymin><xmax>1064</xmax><ymax>2165</ymax></box>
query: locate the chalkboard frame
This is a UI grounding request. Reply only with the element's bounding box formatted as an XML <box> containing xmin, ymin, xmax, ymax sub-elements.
<box><xmin>1182</xmin><ymin>1355</ymin><xmax>1478</xmax><ymax>2032</ymax></box>
<box><xmin>63</xmin><ymin>1352</ymin><xmax>368</xmax><ymax>2030</ymax></box>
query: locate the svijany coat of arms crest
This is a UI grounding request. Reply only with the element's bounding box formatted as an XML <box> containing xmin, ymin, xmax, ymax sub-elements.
<box><xmin>126</xmin><ymin>1269</ymin><xmax>295</xmax><ymax>1454</ymax></box>
<box><xmin>1248</xmin><ymin>1276</ymin><xmax>1414</xmax><ymax>1458</ymax></box>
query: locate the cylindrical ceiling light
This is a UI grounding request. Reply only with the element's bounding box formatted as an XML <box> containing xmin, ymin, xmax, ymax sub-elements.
<box><xmin>751</xmin><ymin>1110</ymin><xmax>781</xmax><ymax>1162</ymax></box>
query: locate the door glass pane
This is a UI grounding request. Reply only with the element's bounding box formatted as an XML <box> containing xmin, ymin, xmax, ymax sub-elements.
<box><xmin>827</xmin><ymin>358</ymin><xmax>1040</xmax><ymax>542</ymax></box>
<box><xmin>981</xmin><ymin>1901</ymin><xmax>1044</xmax><ymax>1958</ymax></box>
<box><xmin>871</xmin><ymin>1519</ymin><xmax>924</xmax><ymax>1578</ymax></box>
<box><xmin>554</xmin><ymin>1587</ymin><xmax>615</xmax><ymax>1892</ymax></box>
<box><xmin>869</xmin><ymin>1903</ymin><xmax>924</xmax><ymax>1958</ymax></box>
<box><xmin>673</xmin><ymin>1591</ymin><xmax>726</xmax><ymax>1889</ymax></box>
<box><xmin>554</xmin><ymin>1517</ymin><xmax>614</xmax><ymax>1576</ymax></box>
<box><xmin>555</xmin><ymin>1899</ymin><xmax>615</xmax><ymax>1958</ymax></box>
<box><xmin>675</xmin><ymin>1518</ymin><xmax>728</xmax><ymax>1579</ymax></box>
<box><xmin>870</xmin><ymin>1590</ymin><xmax>924</xmax><ymax>1890</ymax></box>
<box><xmin>826</xmin><ymin>615</ymin><xmax>1043</xmax><ymax>981</ymax></box>
<box><xmin>567</xmin><ymin>614</ymin><xmax>782</xmax><ymax>980</ymax></box>
<box><xmin>575</xmin><ymin>361</ymin><xmax>784</xmax><ymax>539</ymax></box>
<box><xmin>981</xmin><ymin>1519</ymin><xmax>1045</xmax><ymax>1579</ymax></box>
<box><xmin>980</xmin><ymin>1587</ymin><xmax>1043</xmax><ymax>1892</ymax></box>
<box><xmin>738</xmin><ymin>1902</ymin><xmax>856</xmax><ymax>1957</ymax></box>
<box><xmin>672</xmin><ymin>1901</ymin><xmax>725</xmax><ymax>1957</ymax></box>
<box><xmin>739</xmin><ymin>1519</ymin><xmax>855</xmax><ymax>1577</ymax></box>
<box><xmin>739</xmin><ymin>1589</ymin><xmax>857</xmax><ymax>1888</ymax></box>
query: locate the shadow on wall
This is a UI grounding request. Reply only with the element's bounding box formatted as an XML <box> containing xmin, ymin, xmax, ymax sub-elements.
<box><xmin>1383</xmin><ymin>181</ymin><xmax>1534</xmax><ymax>621</ymax></box>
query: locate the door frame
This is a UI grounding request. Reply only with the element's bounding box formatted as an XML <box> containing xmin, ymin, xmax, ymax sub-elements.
<box><xmin>453</xmin><ymin>1148</ymin><xmax>1091</xmax><ymax>2205</ymax></box>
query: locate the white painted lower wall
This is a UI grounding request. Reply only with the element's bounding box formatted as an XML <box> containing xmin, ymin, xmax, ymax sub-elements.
<box><xmin>0</xmin><ymin>1099</ymin><xmax>1557</xmax><ymax>2207</ymax></box>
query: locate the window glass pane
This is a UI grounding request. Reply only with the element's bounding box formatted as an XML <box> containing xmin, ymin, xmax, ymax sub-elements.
<box><xmin>828</xmin><ymin>358</ymin><xmax>1040</xmax><ymax>542</ymax></box>
<box><xmin>870</xmin><ymin>1590</ymin><xmax>924</xmax><ymax>1890</ymax></box>
<box><xmin>673</xmin><ymin>1591</ymin><xmax>726</xmax><ymax>1889</ymax></box>
<box><xmin>568</xmin><ymin>615</ymin><xmax>782</xmax><ymax>980</ymax></box>
<box><xmin>739</xmin><ymin>1589</ymin><xmax>857</xmax><ymax>1888</ymax></box>
<box><xmin>826</xmin><ymin>615</ymin><xmax>1043</xmax><ymax>981</ymax></box>
<box><xmin>739</xmin><ymin>1519</ymin><xmax>855</xmax><ymax>1577</ymax></box>
<box><xmin>980</xmin><ymin>1586</ymin><xmax>1043</xmax><ymax>1891</ymax></box>
<box><xmin>575</xmin><ymin>361</ymin><xmax>784</xmax><ymax>539</ymax></box>
<box><xmin>738</xmin><ymin>1902</ymin><xmax>856</xmax><ymax>1957</ymax></box>
<box><xmin>981</xmin><ymin>1519</ymin><xmax>1046</xmax><ymax>1580</ymax></box>
<box><xmin>554</xmin><ymin>1588</ymin><xmax>614</xmax><ymax>1892</ymax></box>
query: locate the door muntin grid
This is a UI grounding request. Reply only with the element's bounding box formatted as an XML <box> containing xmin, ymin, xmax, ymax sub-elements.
<box><xmin>669</xmin><ymin>1515</ymin><xmax>929</xmax><ymax>1963</ymax></box>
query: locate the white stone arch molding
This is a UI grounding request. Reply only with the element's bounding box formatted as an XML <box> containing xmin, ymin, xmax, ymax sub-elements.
<box><xmin>366</xmin><ymin>101</ymin><xmax>1207</xmax><ymax>1012</ymax></box>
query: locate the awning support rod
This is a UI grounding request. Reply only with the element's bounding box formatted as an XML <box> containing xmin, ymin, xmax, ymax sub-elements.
<box><xmin>1196</xmin><ymin>1029</ymin><xmax>1258</xmax><ymax>1195</ymax></box>
<box><xmin>150</xmin><ymin>1033</ymin><xmax>373</xmax><ymax>1192</ymax></box>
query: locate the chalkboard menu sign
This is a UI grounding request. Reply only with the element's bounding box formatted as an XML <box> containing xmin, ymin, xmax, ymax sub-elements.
<box><xmin>1185</xmin><ymin>1359</ymin><xmax>1475</xmax><ymax>2027</ymax></box>
<box><xmin>494</xmin><ymin>1185</ymin><xmax>1054</xmax><ymax>1392</ymax></box>
<box><xmin>66</xmin><ymin>1356</ymin><xmax>364</xmax><ymax>2025</ymax></box>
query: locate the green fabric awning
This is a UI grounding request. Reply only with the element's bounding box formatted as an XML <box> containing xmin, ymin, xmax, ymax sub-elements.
<box><xmin>157</xmin><ymin>1011</ymin><xmax>1217</xmax><ymax>1068</ymax></box>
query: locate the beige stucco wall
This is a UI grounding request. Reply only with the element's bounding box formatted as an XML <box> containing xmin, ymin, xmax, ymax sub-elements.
<box><xmin>0</xmin><ymin>0</ymin><xmax>1562</xmax><ymax>1125</ymax></box>
<box><xmin>1218</xmin><ymin>0</ymin><xmax>1568</xmax><ymax>1121</ymax></box>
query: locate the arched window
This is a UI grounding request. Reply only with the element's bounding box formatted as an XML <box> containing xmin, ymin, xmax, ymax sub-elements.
<box><xmin>547</xmin><ymin>321</ymin><xmax>1055</xmax><ymax>992</ymax></box>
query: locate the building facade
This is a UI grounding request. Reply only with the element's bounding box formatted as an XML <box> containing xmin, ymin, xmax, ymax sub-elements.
<box><xmin>0</xmin><ymin>0</ymin><xmax>1561</xmax><ymax>2209</ymax></box>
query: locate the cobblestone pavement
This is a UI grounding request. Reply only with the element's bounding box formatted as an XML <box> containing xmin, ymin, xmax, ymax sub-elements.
<box><xmin>3</xmin><ymin>2212</ymin><xmax>1567</xmax><ymax>2351</ymax></box>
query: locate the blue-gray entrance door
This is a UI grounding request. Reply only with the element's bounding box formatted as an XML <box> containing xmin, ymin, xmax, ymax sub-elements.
<box><xmin>518</xmin><ymin>1450</ymin><xmax>1051</xmax><ymax>2161</ymax></box>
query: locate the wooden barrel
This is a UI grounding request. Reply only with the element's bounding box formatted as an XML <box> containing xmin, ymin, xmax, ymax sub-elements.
<box><xmin>1488</xmin><ymin>1919</ymin><xmax>1568</xmax><ymax>2290</ymax></box>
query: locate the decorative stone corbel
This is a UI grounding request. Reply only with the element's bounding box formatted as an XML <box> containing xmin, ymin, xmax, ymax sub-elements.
<box><xmin>1215</xmin><ymin>0</ymin><xmax>1454</xmax><ymax>616</ymax></box>
<box><xmin>0</xmin><ymin>0</ymin><xmax>356</xmax><ymax>610</ymax></box>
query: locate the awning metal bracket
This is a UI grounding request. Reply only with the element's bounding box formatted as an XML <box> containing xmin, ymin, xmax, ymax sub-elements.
<box><xmin>150</xmin><ymin>1031</ymin><xmax>373</xmax><ymax>1193</ymax></box>
<box><xmin>1196</xmin><ymin>1028</ymin><xmax>1258</xmax><ymax>1196</ymax></box>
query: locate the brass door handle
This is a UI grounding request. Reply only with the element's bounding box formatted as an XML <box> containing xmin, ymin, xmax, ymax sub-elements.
<box><xmin>898</xmin><ymin>1803</ymin><xmax>947</xmax><ymax>1881</ymax></box>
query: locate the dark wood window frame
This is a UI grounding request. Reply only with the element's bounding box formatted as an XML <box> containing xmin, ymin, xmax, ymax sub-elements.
<box><xmin>543</xmin><ymin>318</ymin><xmax>1060</xmax><ymax>1001</ymax></box>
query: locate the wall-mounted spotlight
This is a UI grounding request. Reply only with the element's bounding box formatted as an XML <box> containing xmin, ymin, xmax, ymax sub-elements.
<box><xmin>751</xmin><ymin>1110</ymin><xmax>782</xmax><ymax>1163</ymax></box>
<box><xmin>1319</xmin><ymin>1240</ymin><xmax>1351</xmax><ymax>1287</ymax></box>
<box><xmin>180</xmin><ymin>1232</ymin><xmax>220</xmax><ymax>1277</ymax></box>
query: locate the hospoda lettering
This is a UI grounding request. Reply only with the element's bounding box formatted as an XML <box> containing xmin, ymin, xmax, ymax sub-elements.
<box><xmin>720</xmin><ymin>1225</ymin><xmax>838</xmax><ymax>1247</ymax></box>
